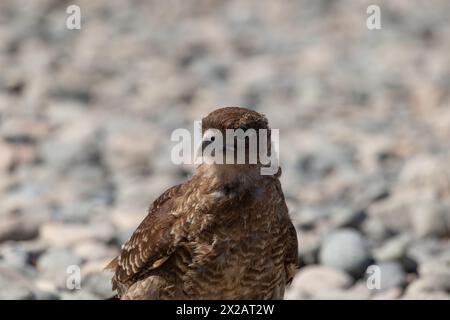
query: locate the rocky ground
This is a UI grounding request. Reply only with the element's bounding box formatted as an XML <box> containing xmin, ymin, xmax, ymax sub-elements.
<box><xmin>1</xmin><ymin>0</ymin><xmax>450</xmax><ymax>299</ymax></box>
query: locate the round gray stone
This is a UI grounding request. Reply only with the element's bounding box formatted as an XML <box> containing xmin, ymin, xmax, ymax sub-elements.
<box><xmin>319</xmin><ymin>228</ymin><xmax>372</xmax><ymax>278</ymax></box>
<box><xmin>377</xmin><ymin>262</ymin><xmax>407</xmax><ymax>291</ymax></box>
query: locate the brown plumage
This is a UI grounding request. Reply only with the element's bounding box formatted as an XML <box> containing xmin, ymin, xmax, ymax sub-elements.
<box><xmin>106</xmin><ymin>107</ymin><xmax>299</xmax><ymax>299</ymax></box>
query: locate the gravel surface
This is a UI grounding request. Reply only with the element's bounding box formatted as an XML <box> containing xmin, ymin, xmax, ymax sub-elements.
<box><xmin>0</xmin><ymin>0</ymin><xmax>450</xmax><ymax>299</ymax></box>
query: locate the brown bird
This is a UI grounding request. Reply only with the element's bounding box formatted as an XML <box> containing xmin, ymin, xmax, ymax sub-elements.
<box><xmin>106</xmin><ymin>107</ymin><xmax>298</xmax><ymax>299</ymax></box>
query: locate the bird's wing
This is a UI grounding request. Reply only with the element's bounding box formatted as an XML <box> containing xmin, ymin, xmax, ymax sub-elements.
<box><xmin>274</xmin><ymin>177</ymin><xmax>299</xmax><ymax>285</ymax></box>
<box><xmin>284</xmin><ymin>218</ymin><xmax>299</xmax><ymax>284</ymax></box>
<box><xmin>106</xmin><ymin>184</ymin><xmax>186</xmax><ymax>290</ymax></box>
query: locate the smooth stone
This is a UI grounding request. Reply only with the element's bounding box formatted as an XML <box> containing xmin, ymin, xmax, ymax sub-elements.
<box><xmin>319</xmin><ymin>229</ymin><xmax>372</xmax><ymax>278</ymax></box>
<box><xmin>289</xmin><ymin>265</ymin><xmax>353</xmax><ymax>298</ymax></box>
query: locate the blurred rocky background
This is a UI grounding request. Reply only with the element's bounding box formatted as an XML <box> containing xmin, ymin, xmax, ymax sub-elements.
<box><xmin>1</xmin><ymin>0</ymin><xmax>450</xmax><ymax>300</ymax></box>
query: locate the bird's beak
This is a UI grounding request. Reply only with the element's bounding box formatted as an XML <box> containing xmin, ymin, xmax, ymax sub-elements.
<box><xmin>201</xmin><ymin>140</ymin><xmax>213</xmax><ymax>153</ymax></box>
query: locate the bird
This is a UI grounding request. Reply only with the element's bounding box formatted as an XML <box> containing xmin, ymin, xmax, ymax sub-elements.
<box><xmin>105</xmin><ymin>106</ymin><xmax>299</xmax><ymax>300</ymax></box>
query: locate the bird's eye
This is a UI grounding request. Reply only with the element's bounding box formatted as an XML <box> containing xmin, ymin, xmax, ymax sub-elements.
<box><xmin>210</xmin><ymin>136</ymin><xmax>215</xmax><ymax>142</ymax></box>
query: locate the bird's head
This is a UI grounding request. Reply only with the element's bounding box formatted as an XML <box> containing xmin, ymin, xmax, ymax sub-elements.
<box><xmin>201</xmin><ymin>107</ymin><xmax>269</xmax><ymax>133</ymax></box>
<box><xmin>198</xmin><ymin>107</ymin><xmax>278</xmax><ymax>177</ymax></box>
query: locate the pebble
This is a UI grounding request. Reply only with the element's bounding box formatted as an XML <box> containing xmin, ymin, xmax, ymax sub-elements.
<box><xmin>289</xmin><ymin>265</ymin><xmax>353</xmax><ymax>298</ymax></box>
<box><xmin>404</xmin><ymin>277</ymin><xmax>450</xmax><ymax>299</ymax></box>
<box><xmin>330</xmin><ymin>207</ymin><xmax>367</xmax><ymax>230</ymax></box>
<box><xmin>40</xmin><ymin>222</ymin><xmax>115</xmax><ymax>248</ymax></box>
<box><xmin>373</xmin><ymin>233</ymin><xmax>412</xmax><ymax>262</ymax></box>
<box><xmin>376</xmin><ymin>262</ymin><xmax>407</xmax><ymax>291</ymax></box>
<box><xmin>0</xmin><ymin>264</ymin><xmax>35</xmax><ymax>300</ymax></box>
<box><xmin>0</xmin><ymin>140</ymin><xmax>14</xmax><ymax>173</ymax></box>
<box><xmin>37</xmin><ymin>248</ymin><xmax>83</xmax><ymax>289</ymax></box>
<box><xmin>314</xmin><ymin>281</ymin><xmax>371</xmax><ymax>300</ymax></box>
<box><xmin>0</xmin><ymin>214</ymin><xmax>40</xmax><ymax>243</ymax></box>
<box><xmin>297</xmin><ymin>231</ymin><xmax>321</xmax><ymax>266</ymax></box>
<box><xmin>73</xmin><ymin>240</ymin><xmax>119</xmax><ymax>262</ymax></box>
<box><xmin>319</xmin><ymin>229</ymin><xmax>372</xmax><ymax>278</ymax></box>
<box><xmin>411</xmin><ymin>201</ymin><xmax>449</xmax><ymax>238</ymax></box>
<box><xmin>83</xmin><ymin>273</ymin><xmax>115</xmax><ymax>299</ymax></box>
<box><xmin>407</xmin><ymin>239</ymin><xmax>450</xmax><ymax>265</ymax></box>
